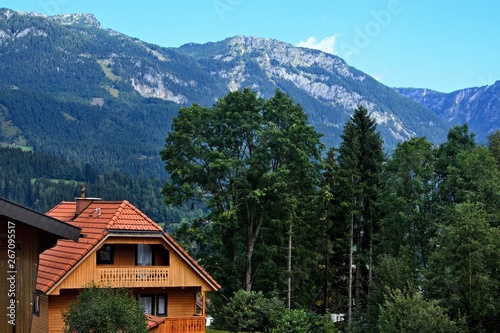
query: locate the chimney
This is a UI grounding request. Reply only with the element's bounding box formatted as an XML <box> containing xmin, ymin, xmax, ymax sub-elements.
<box><xmin>75</xmin><ymin>198</ymin><xmax>97</xmax><ymax>216</ymax></box>
<box><xmin>75</xmin><ymin>184</ymin><xmax>101</xmax><ymax>216</ymax></box>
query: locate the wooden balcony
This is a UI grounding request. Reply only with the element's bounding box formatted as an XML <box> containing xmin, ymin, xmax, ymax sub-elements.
<box><xmin>97</xmin><ymin>266</ymin><xmax>169</xmax><ymax>288</ymax></box>
<box><xmin>158</xmin><ymin>317</ymin><xmax>205</xmax><ymax>333</ymax></box>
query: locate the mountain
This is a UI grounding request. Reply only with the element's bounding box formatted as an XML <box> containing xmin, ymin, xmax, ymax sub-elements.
<box><xmin>396</xmin><ymin>81</ymin><xmax>500</xmax><ymax>143</ymax></box>
<box><xmin>0</xmin><ymin>8</ymin><xmax>451</xmax><ymax>176</ymax></box>
<box><xmin>178</xmin><ymin>36</ymin><xmax>448</xmax><ymax>149</ymax></box>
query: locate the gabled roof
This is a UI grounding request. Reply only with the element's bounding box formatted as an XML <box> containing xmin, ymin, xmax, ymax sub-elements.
<box><xmin>0</xmin><ymin>197</ymin><xmax>80</xmax><ymax>242</ymax></box>
<box><xmin>37</xmin><ymin>199</ymin><xmax>220</xmax><ymax>293</ymax></box>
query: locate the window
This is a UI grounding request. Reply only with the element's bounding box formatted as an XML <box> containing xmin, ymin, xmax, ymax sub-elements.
<box><xmin>157</xmin><ymin>294</ymin><xmax>168</xmax><ymax>316</ymax></box>
<box><xmin>138</xmin><ymin>294</ymin><xmax>167</xmax><ymax>316</ymax></box>
<box><xmin>136</xmin><ymin>244</ymin><xmax>153</xmax><ymax>266</ymax></box>
<box><xmin>96</xmin><ymin>244</ymin><xmax>114</xmax><ymax>264</ymax></box>
<box><xmin>139</xmin><ymin>295</ymin><xmax>154</xmax><ymax>315</ymax></box>
<box><xmin>33</xmin><ymin>293</ymin><xmax>41</xmax><ymax>316</ymax></box>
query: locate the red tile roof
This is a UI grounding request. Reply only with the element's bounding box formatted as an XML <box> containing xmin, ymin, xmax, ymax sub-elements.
<box><xmin>37</xmin><ymin>199</ymin><xmax>220</xmax><ymax>293</ymax></box>
<box><xmin>146</xmin><ymin>314</ymin><xmax>167</xmax><ymax>329</ymax></box>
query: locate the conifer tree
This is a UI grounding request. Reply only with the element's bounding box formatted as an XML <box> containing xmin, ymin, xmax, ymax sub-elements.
<box><xmin>335</xmin><ymin>105</ymin><xmax>384</xmax><ymax>323</ymax></box>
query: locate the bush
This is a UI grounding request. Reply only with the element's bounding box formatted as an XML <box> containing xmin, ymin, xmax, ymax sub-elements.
<box><xmin>273</xmin><ymin>309</ymin><xmax>338</xmax><ymax>333</ymax></box>
<box><xmin>377</xmin><ymin>289</ymin><xmax>467</xmax><ymax>333</ymax></box>
<box><xmin>62</xmin><ymin>283</ymin><xmax>147</xmax><ymax>333</ymax></box>
<box><xmin>273</xmin><ymin>309</ymin><xmax>310</xmax><ymax>333</ymax></box>
<box><xmin>212</xmin><ymin>289</ymin><xmax>285</xmax><ymax>332</ymax></box>
<box><xmin>212</xmin><ymin>289</ymin><xmax>338</xmax><ymax>333</ymax></box>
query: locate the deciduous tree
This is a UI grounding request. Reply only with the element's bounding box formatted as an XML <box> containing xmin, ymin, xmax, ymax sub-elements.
<box><xmin>161</xmin><ymin>88</ymin><xmax>323</xmax><ymax>298</ymax></box>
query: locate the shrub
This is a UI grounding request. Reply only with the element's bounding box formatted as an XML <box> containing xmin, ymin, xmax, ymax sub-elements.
<box><xmin>62</xmin><ymin>283</ymin><xmax>147</xmax><ymax>333</ymax></box>
<box><xmin>377</xmin><ymin>289</ymin><xmax>467</xmax><ymax>333</ymax></box>
<box><xmin>212</xmin><ymin>289</ymin><xmax>285</xmax><ymax>332</ymax></box>
<box><xmin>273</xmin><ymin>309</ymin><xmax>338</xmax><ymax>333</ymax></box>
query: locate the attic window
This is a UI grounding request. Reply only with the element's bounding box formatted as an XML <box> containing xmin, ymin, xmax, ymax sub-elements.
<box><xmin>96</xmin><ymin>245</ymin><xmax>114</xmax><ymax>264</ymax></box>
<box><xmin>136</xmin><ymin>244</ymin><xmax>153</xmax><ymax>266</ymax></box>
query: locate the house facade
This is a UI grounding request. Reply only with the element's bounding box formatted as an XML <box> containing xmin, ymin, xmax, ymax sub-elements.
<box><xmin>0</xmin><ymin>197</ymin><xmax>81</xmax><ymax>333</ymax></box>
<box><xmin>31</xmin><ymin>197</ymin><xmax>220</xmax><ymax>333</ymax></box>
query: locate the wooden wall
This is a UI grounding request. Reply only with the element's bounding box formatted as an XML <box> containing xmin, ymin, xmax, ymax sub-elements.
<box><xmin>48</xmin><ymin>290</ymin><xmax>76</xmax><ymax>333</ymax></box>
<box><xmin>50</xmin><ymin>235</ymin><xmax>213</xmax><ymax>295</ymax></box>
<box><xmin>166</xmin><ymin>288</ymin><xmax>197</xmax><ymax>317</ymax></box>
<box><xmin>0</xmin><ymin>220</ymin><xmax>40</xmax><ymax>333</ymax></box>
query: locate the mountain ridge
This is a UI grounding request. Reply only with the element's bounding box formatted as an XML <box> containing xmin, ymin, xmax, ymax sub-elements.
<box><xmin>0</xmin><ymin>8</ymin><xmax>496</xmax><ymax>177</ymax></box>
<box><xmin>396</xmin><ymin>80</ymin><xmax>500</xmax><ymax>142</ymax></box>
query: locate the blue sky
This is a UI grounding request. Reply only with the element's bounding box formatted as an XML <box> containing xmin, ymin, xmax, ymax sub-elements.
<box><xmin>3</xmin><ymin>0</ymin><xmax>499</xmax><ymax>92</ymax></box>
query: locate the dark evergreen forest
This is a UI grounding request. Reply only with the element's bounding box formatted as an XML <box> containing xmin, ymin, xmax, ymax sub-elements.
<box><xmin>0</xmin><ymin>147</ymin><xmax>202</xmax><ymax>227</ymax></box>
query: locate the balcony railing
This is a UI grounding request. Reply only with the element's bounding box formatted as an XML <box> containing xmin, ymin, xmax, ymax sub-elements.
<box><xmin>159</xmin><ymin>317</ymin><xmax>205</xmax><ymax>333</ymax></box>
<box><xmin>97</xmin><ymin>266</ymin><xmax>169</xmax><ymax>288</ymax></box>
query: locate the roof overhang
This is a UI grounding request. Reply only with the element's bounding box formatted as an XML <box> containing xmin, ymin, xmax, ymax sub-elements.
<box><xmin>0</xmin><ymin>197</ymin><xmax>81</xmax><ymax>242</ymax></box>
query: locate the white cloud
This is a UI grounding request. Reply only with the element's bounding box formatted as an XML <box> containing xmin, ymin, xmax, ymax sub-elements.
<box><xmin>372</xmin><ymin>69</ymin><xmax>388</xmax><ymax>82</ymax></box>
<box><xmin>297</xmin><ymin>35</ymin><xmax>338</xmax><ymax>54</ymax></box>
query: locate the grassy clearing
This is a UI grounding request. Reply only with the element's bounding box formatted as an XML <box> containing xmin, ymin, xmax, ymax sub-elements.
<box><xmin>97</xmin><ymin>60</ymin><xmax>121</xmax><ymax>82</ymax></box>
<box><xmin>31</xmin><ymin>178</ymin><xmax>83</xmax><ymax>185</ymax></box>
<box><xmin>18</xmin><ymin>145</ymin><xmax>33</xmax><ymax>151</ymax></box>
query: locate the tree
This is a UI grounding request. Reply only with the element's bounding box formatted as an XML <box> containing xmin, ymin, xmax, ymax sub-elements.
<box><xmin>487</xmin><ymin>130</ymin><xmax>500</xmax><ymax>169</ymax></box>
<box><xmin>435</xmin><ymin>124</ymin><xmax>476</xmax><ymax>206</ymax></box>
<box><xmin>377</xmin><ymin>289</ymin><xmax>466</xmax><ymax>333</ymax></box>
<box><xmin>161</xmin><ymin>88</ymin><xmax>323</xmax><ymax>297</ymax></box>
<box><xmin>62</xmin><ymin>284</ymin><xmax>147</xmax><ymax>333</ymax></box>
<box><xmin>335</xmin><ymin>105</ymin><xmax>384</xmax><ymax>323</ymax></box>
<box><xmin>319</xmin><ymin>147</ymin><xmax>350</xmax><ymax>314</ymax></box>
<box><xmin>380</xmin><ymin>137</ymin><xmax>437</xmax><ymax>270</ymax></box>
<box><xmin>212</xmin><ymin>289</ymin><xmax>285</xmax><ymax>332</ymax></box>
<box><xmin>366</xmin><ymin>255</ymin><xmax>416</xmax><ymax>332</ymax></box>
<box><xmin>425</xmin><ymin>202</ymin><xmax>500</xmax><ymax>333</ymax></box>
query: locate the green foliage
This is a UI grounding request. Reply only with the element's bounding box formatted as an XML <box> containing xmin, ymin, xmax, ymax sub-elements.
<box><xmin>425</xmin><ymin>202</ymin><xmax>500</xmax><ymax>333</ymax></box>
<box><xmin>212</xmin><ymin>289</ymin><xmax>285</xmax><ymax>332</ymax></box>
<box><xmin>366</xmin><ymin>255</ymin><xmax>416</xmax><ymax>332</ymax></box>
<box><xmin>380</xmin><ymin>137</ymin><xmax>437</xmax><ymax>269</ymax></box>
<box><xmin>377</xmin><ymin>289</ymin><xmax>466</xmax><ymax>333</ymax></box>
<box><xmin>335</xmin><ymin>105</ymin><xmax>385</xmax><ymax>306</ymax></box>
<box><xmin>487</xmin><ymin>130</ymin><xmax>500</xmax><ymax>169</ymax></box>
<box><xmin>62</xmin><ymin>284</ymin><xmax>147</xmax><ymax>333</ymax></box>
<box><xmin>273</xmin><ymin>309</ymin><xmax>338</xmax><ymax>333</ymax></box>
<box><xmin>161</xmin><ymin>88</ymin><xmax>324</xmax><ymax>302</ymax></box>
<box><xmin>212</xmin><ymin>290</ymin><xmax>337</xmax><ymax>333</ymax></box>
<box><xmin>273</xmin><ymin>309</ymin><xmax>310</xmax><ymax>333</ymax></box>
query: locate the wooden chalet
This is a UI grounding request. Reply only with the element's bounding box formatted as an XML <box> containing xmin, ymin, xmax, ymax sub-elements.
<box><xmin>31</xmin><ymin>197</ymin><xmax>220</xmax><ymax>333</ymax></box>
<box><xmin>0</xmin><ymin>197</ymin><xmax>81</xmax><ymax>333</ymax></box>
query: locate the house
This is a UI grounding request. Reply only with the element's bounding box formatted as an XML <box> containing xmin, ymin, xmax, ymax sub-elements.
<box><xmin>31</xmin><ymin>197</ymin><xmax>220</xmax><ymax>333</ymax></box>
<box><xmin>0</xmin><ymin>197</ymin><xmax>81</xmax><ymax>333</ymax></box>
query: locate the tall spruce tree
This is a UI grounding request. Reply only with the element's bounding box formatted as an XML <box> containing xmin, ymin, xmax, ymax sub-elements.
<box><xmin>335</xmin><ymin>105</ymin><xmax>384</xmax><ymax>324</ymax></box>
<box><xmin>320</xmin><ymin>147</ymin><xmax>351</xmax><ymax>315</ymax></box>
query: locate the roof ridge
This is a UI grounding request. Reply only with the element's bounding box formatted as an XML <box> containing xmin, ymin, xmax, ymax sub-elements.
<box><xmin>106</xmin><ymin>200</ymin><xmax>164</xmax><ymax>232</ymax></box>
<box><xmin>125</xmin><ymin>201</ymin><xmax>164</xmax><ymax>231</ymax></box>
<box><xmin>105</xmin><ymin>201</ymin><xmax>127</xmax><ymax>229</ymax></box>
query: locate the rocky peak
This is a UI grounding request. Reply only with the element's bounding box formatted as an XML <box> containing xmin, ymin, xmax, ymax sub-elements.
<box><xmin>49</xmin><ymin>13</ymin><xmax>101</xmax><ymax>29</ymax></box>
